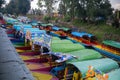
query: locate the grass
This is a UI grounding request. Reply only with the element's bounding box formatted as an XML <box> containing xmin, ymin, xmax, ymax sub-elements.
<box><xmin>54</xmin><ymin>19</ymin><xmax>120</xmax><ymax>42</ymax></box>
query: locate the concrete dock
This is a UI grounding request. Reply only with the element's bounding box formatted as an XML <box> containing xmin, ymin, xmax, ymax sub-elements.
<box><xmin>0</xmin><ymin>28</ymin><xmax>34</xmax><ymax>80</ymax></box>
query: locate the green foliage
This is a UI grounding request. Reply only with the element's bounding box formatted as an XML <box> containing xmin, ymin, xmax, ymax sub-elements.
<box><xmin>59</xmin><ymin>0</ymin><xmax>113</xmax><ymax>22</ymax></box>
<box><xmin>63</xmin><ymin>15</ymin><xmax>71</xmax><ymax>22</ymax></box>
<box><xmin>5</xmin><ymin>0</ymin><xmax>30</xmax><ymax>15</ymax></box>
<box><xmin>18</xmin><ymin>0</ymin><xmax>30</xmax><ymax>15</ymax></box>
<box><xmin>0</xmin><ymin>0</ymin><xmax>5</xmax><ymax>8</ymax></box>
<box><xmin>43</xmin><ymin>16</ymin><xmax>51</xmax><ymax>23</ymax></box>
<box><xmin>38</xmin><ymin>0</ymin><xmax>58</xmax><ymax>16</ymax></box>
<box><xmin>50</xmin><ymin>17</ymin><xmax>58</xmax><ymax>21</ymax></box>
<box><xmin>5</xmin><ymin>0</ymin><xmax>16</xmax><ymax>14</ymax></box>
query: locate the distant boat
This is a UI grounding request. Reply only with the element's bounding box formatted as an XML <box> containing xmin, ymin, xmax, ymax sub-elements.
<box><xmin>93</xmin><ymin>40</ymin><xmax>120</xmax><ymax>61</ymax></box>
<box><xmin>67</xmin><ymin>31</ymin><xmax>97</xmax><ymax>46</ymax></box>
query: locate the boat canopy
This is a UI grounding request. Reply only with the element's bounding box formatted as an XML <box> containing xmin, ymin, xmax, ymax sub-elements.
<box><xmin>51</xmin><ymin>37</ymin><xmax>85</xmax><ymax>53</ymax></box>
<box><xmin>31</xmin><ymin>30</ymin><xmax>46</xmax><ymax>34</ymax></box>
<box><xmin>16</xmin><ymin>27</ymin><xmax>21</xmax><ymax>31</ymax></box>
<box><xmin>51</xmin><ymin>42</ymin><xmax>85</xmax><ymax>53</ymax></box>
<box><xmin>22</xmin><ymin>24</ymin><xmax>32</xmax><ymax>28</ymax></box>
<box><xmin>67</xmin><ymin>58</ymin><xmax>119</xmax><ymax>78</ymax></box>
<box><xmin>84</xmin><ymin>33</ymin><xmax>94</xmax><ymax>38</ymax></box>
<box><xmin>52</xmin><ymin>37</ymin><xmax>61</xmax><ymax>40</ymax></box>
<box><xmin>65</xmin><ymin>49</ymin><xmax>102</xmax><ymax>62</ymax></box>
<box><xmin>47</xmin><ymin>23</ymin><xmax>53</xmax><ymax>26</ymax></box>
<box><xmin>24</xmin><ymin>29</ymin><xmax>46</xmax><ymax>40</ymax></box>
<box><xmin>52</xmin><ymin>26</ymin><xmax>60</xmax><ymax>31</ymax></box>
<box><xmin>31</xmin><ymin>23</ymin><xmax>38</xmax><ymax>26</ymax></box>
<box><xmin>32</xmin><ymin>34</ymin><xmax>51</xmax><ymax>48</ymax></box>
<box><xmin>71</xmin><ymin>32</ymin><xmax>93</xmax><ymax>38</ymax></box>
<box><xmin>60</xmin><ymin>27</ymin><xmax>70</xmax><ymax>31</ymax></box>
<box><xmin>31</xmin><ymin>30</ymin><xmax>46</xmax><ymax>38</ymax></box>
<box><xmin>108</xmin><ymin>68</ymin><xmax>120</xmax><ymax>80</ymax></box>
<box><xmin>103</xmin><ymin>40</ymin><xmax>120</xmax><ymax>49</ymax></box>
<box><xmin>41</xmin><ymin>23</ymin><xmax>47</xmax><ymax>27</ymax></box>
<box><xmin>52</xmin><ymin>38</ymin><xmax>73</xmax><ymax>44</ymax></box>
<box><xmin>23</xmin><ymin>28</ymin><xmax>39</xmax><ymax>33</ymax></box>
<box><xmin>13</xmin><ymin>25</ymin><xmax>22</xmax><ymax>29</ymax></box>
<box><xmin>13</xmin><ymin>24</ymin><xmax>32</xmax><ymax>30</ymax></box>
<box><xmin>14</xmin><ymin>22</ymin><xmax>23</xmax><ymax>25</ymax></box>
<box><xmin>6</xmin><ymin>18</ymin><xmax>18</xmax><ymax>24</ymax></box>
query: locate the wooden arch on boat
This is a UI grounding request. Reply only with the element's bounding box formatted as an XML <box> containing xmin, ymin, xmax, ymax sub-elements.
<box><xmin>65</xmin><ymin>58</ymin><xmax>119</xmax><ymax>80</ymax></box>
<box><xmin>64</xmin><ymin>64</ymin><xmax>82</xmax><ymax>80</ymax></box>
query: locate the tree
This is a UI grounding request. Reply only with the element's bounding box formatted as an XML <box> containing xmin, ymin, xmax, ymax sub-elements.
<box><xmin>18</xmin><ymin>0</ymin><xmax>31</xmax><ymax>15</ymax></box>
<box><xmin>58</xmin><ymin>0</ymin><xmax>78</xmax><ymax>20</ymax></box>
<box><xmin>5</xmin><ymin>0</ymin><xmax>17</xmax><ymax>14</ymax></box>
<box><xmin>59</xmin><ymin>0</ymin><xmax>84</xmax><ymax>20</ymax></box>
<box><xmin>112</xmin><ymin>10</ymin><xmax>120</xmax><ymax>28</ymax></box>
<box><xmin>67</xmin><ymin>0</ymin><xmax>79</xmax><ymax>20</ymax></box>
<box><xmin>0</xmin><ymin>0</ymin><xmax>5</xmax><ymax>8</ymax></box>
<box><xmin>38</xmin><ymin>0</ymin><xmax>58</xmax><ymax>16</ymax></box>
<box><xmin>5</xmin><ymin>0</ymin><xmax>30</xmax><ymax>15</ymax></box>
<box><xmin>58</xmin><ymin>0</ymin><xmax>68</xmax><ymax>17</ymax></box>
<box><xmin>58</xmin><ymin>0</ymin><xmax>113</xmax><ymax>23</ymax></box>
<box><xmin>98</xmin><ymin>0</ymin><xmax>113</xmax><ymax>19</ymax></box>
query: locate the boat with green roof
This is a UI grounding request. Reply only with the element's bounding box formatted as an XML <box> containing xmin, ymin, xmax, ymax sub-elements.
<box><xmin>93</xmin><ymin>40</ymin><xmax>120</xmax><ymax>61</ymax></box>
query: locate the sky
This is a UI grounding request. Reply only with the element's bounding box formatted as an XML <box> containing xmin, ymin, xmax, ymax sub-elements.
<box><xmin>110</xmin><ymin>0</ymin><xmax>120</xmax><ymax>9</ymax></box>
<box><xmin>5</xmin><ymin>0</ymin><xmax>120</xmax><ymax>10</ymax></box>
<box><xmin>5</xmin><ymin>0</ymin><xmax>39</xmax><ymax>9</ymax></box>
<box><xmin>31</xmin><ymin>0</ymin><xmax>39</xmax><ymax>9</ymax></box>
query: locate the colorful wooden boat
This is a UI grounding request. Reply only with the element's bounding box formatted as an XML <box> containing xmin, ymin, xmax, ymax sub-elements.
<box><xmin>51</xmin><ymin>30</ymin><xmax>97</xmax><ymax>46</ymax></box>
<box><xmin>65</xmin><ymin>49</ymin><xmax>102</xmax><ymax>62</ymax></box>
<box><xmin>51</xmin><ymin>40</ymin><xmax>85</xmax><ymax>53</ymax></box>
<box><xmin>6</xmin><ymin>17</ymin><xmax>18</xmax><ymax>25</ymax></box>
<box><xmin>108</xmin><ymin>68</ymin><xmax>120</xmax><ymax>80</ymax></box>
<box><xmin>51</xmin><ymin>30</ymin><xmax>67</xmax><ymax>39</ymax></box>
<box><xmin>67</xmin><ymin>31</ymin><xmax>97</xmax><ymax>46</ymax></box>
<box><xmin>52</xmin><ymin>26</ymin><xmax>60</xmax><ymax>31</ymax></box>
<box><xmin>5</xmin><ymin>19</ymin><xmax>120</xmax><ymax>80</ymax></box>
<box><xmin>20</xmin><ymin>54</ymin><xmax>59</xmax><ymax>80</ymax></box>
<box><xmin>64</xmin><ymin>58</ymin><xmax>119</xmax><ymax>80</ymax></box>
<box><xmin>50</xmin><ymin>49</ymin><xmax>102</xmax><ymax>78</ymax></box>
<box><xmin>93</xmin><ymin>40</ymin><xmax>120</xmax><ymax>61</ymax></box>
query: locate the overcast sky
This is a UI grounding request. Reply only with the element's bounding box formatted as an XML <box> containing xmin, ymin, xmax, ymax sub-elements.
<box><xmin>110</xmin><ymin>0</ymin><xmax>120</xmax><ymax>9</ymax></box>
<box><xmin>6</xmin><ymin>0</ymin><xmax>120</xmax><ymax>10</ymax></box>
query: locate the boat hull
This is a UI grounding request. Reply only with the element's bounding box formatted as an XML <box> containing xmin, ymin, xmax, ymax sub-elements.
<box><xmin>93</xmin><ymin>46</ymin><xmax>120</xmax><ymax>61</ymax></box>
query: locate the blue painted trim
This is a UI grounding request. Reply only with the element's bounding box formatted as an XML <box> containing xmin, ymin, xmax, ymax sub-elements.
<box><xmin>93</xmin><ymin>46</ymin><xmax>120</xmax><ymax>61</ymax></box>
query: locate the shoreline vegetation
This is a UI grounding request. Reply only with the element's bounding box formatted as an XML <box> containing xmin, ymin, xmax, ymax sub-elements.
<box><xmin>51</xmin><ymin>19</ymin><xmax>120</xmax><ymax>42</ymax></box>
